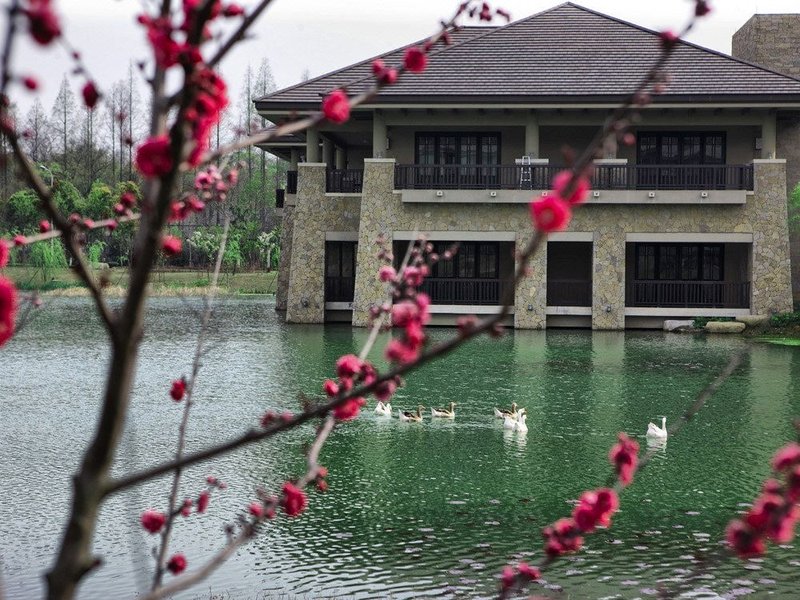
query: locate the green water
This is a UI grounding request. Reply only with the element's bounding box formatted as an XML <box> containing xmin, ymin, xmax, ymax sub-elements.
<box><xmin>1</xmin><ymin>297</ymin><xmax>798</xmax><ymax>599</ymax></box>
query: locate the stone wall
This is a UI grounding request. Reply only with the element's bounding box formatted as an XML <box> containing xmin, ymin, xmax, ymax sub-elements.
<box><xmin>285</xmin><ymin>163</ymin><xmax>361</xmax><ymax>323</ymax></box>
<box><xmin>275</xmin><ymin>200</ymin><xmax>295</xmax><ymax>311</ymax></box>
<box><xmin>777</xmin><ymin>114</ymin><xmax>800</xmax><ymax>299</ymax></box>
<box><xmin>732</xmin><ymin>15</ymin><xmax>800</xmax><ymax>78</ymax></box>
<box><xmin>285</xmin><ymin>159</ymin><xmax>792</xmax><ymax>329</ymax></box>
<box><xmin>733</xmin><ymin>15</ymin><xmax>800</xmax><ymax>300</ymax></box>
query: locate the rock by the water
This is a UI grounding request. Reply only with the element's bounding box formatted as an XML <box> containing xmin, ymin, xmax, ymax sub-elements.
<box><xmin>663</xmin><ymin>319</ymin><xmax>694</xmax><ymax>332</ymax></box>
<box><xmin>735</xmin><ymin>315</ymin><xmax>769</xmax><ymax>327</ymax></box>
<box><xmin>704</xmin><ymin>321</ymin><xmax>746</xmax><ymax>334</ymax></box>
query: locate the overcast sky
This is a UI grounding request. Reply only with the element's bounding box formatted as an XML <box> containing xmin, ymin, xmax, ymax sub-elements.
<box><xmin>5</xmin><ymin>0</ymin><xmax>800</xmax><ymax>116</ymax></box>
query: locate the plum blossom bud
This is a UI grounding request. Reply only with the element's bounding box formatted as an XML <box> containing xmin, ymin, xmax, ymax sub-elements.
<box><xmin>166</xmin><ymin>553</ymin><xmax>187</xmax><ymax>575</ymax></box>
<box><xmin>140</xmin><ymin>509</ymin><xmax>166</xmax><ymax>533</ymax></box>
<box><xmin>378</xmin><ymin>266</ymin><xmax>396</xmax><ymax>282</ymax></box>
<box><xmin>403</xmin><ymin>46</ymin><xmax>428</xmax><ymax>73</ymax></box>
<box><xmin>249</xmin><ymin>502</ymin><xmax>264</xmax><ymax>518</ymax></box>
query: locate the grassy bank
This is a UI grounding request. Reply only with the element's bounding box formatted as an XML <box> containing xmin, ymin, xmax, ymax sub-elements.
<box><xmin>4</xmin><ymin>266</ymin><xmax>278</xmax><ymax>296</ymax></box>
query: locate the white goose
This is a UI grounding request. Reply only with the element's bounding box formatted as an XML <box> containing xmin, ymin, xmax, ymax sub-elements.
<box><xmin>515</xmin><ymin>412</ymin><xmax>528</xmax><ymax>433</ymax></box>
<box><xmin>431</xmin><ymin>402</ymin><xmax>456</xmax><ymax>419</ymax></box>
<box><xmin>374</xmin><ymin>401</ymin><xmax>392</xmax><ymax>417</ymax></box>
<box><xmin>398</xmin><ymin>405</ymin><xmax>425</xmax><ymax>422</ymax></box>
<box><xmin>646</xmin><ymin>416</ymin><xmax>668</xmax><ymax>440</ymax></box>
<box><xmin>503</xmin><ymin>408</ymin><xmax>525</xmax><ymax>430</ymax></box>
<box><xmin>494</xmin><ymin>402</ymin><xmax>518</xmax><ymax>420</ymax></box>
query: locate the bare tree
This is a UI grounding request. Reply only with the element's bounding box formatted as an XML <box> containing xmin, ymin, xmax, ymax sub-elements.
<box><xmin>50</xmin><ymin>76</ymin><xmax>76</xmax><ymax>175</ymax></box>
<box><xmin>22</xmin><ymin>98</ymin><xmax>51</xmax><ymax>164</ymax></box>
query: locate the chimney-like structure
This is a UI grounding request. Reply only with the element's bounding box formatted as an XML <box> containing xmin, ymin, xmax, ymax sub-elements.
<box><xmin>732</xmin><ymin>14</ymin><xmax>800</xmax><ymax>78</ymax></box>
<box><xmin>733</xmin><ymin>14</ymin><xmax>800</xmax><ymax>300</ymax></box>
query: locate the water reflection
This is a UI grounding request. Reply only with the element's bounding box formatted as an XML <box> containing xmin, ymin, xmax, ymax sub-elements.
<box><xmin>1</xmin><ymin>298</ymin><xmax>798</xmax><ymax>599</ymax></box>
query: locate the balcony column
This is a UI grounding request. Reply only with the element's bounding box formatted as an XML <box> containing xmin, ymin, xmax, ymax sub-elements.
<box><xmin>524</xmin><ymin>111</ymin><xmax>540</xmax><ymax>158</ymax></box>
<box><xmin>352</xmin><ymin>158</ymin><xmax>396</xmax><ymax>326</ymax></box>
<box><xmin>322</xmin><ymin>137</ymin><xmax>335</xmax><ymax>168</ymax></box>
<box><xmin>372</xmin><ymin>112</ymin><xmax>388</xmax><ymax>158</ymax></box>
<box><xmin>762</xmin><ymin>113</ymin><xmax>777</xmax><ymax>159</ymax></box>
<box><xmin>305</xmin><ymin>127</ymin><xmax>320</xmax><ymax>163</ymax></box>
<box><xmin>514</xmin><ymin>231</ymin><xmax>547</xmax><ymax>329</ymax></box>
<box><xmin>286</xmin><ymin>163</ymin><xmax>327</xmax><ymax>323</ymax></box>
<box><xmin>335</xmin><ymin>147</ymin><xmax>346</xmax><ymax>169</ymax></box>
<box><xmin>289</xmin><ymin>148</ymin><xmax>300</xmax><ymax>169</ymax></box>
<box><xmin>592</xmin><ymin>231</ymin><xmax>625</xmax><ymax>330</ymax></box>
<box><xmin>751</xmin><ymin>159</ymin><xmax>792</xmax><ymax>314</ymax></box>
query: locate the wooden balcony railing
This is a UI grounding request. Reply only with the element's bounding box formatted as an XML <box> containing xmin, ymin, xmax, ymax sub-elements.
<box><xmin>547</xmin><ymin>279</ymin><xmax>592</xmax><ymax>307</ymax></box>
<box><xmin>419</xmin><ymin>278</ymin><xmax>511</xmax><ymax>306</ymax></box>
<box><xmin>326</xmin><ymin>169</ymin><xmax>363</xmax><ymax>193</ymax></box>
<box><xmin>393</xmin><ymin>164</ymin><xmax>754</xmax><ymax>191</ymax></box>
<box><xmin>626</xmin><ymin>280</ymin><xmax>751</xmax><ymax>309</ymax></box>
<box><xmin>325</xmin><ymin>276</ymin><xmax>355</xmax><ymax>303</ymax></box>
<box><xmin>286</xmin><ymin>170</ymin><xmax>298</xmax><ymax>194</ymax></box>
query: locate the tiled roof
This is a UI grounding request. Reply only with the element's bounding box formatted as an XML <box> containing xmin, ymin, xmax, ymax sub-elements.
<box><xmin>255</xmin><ymin>26</ymin><xmax>493</xmax><ymax>107</ymax></box>
<box><xmin>256</xmin><ymin>2</ymin><xmax>800</xmax><ymax>110</ymax></box>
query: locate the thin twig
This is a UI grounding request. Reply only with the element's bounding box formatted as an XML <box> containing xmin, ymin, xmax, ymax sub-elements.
<box><xmin>135</xmin><ymin>414</ymin><xmax>336</xmax><ymax>600</ymax></box>
<box><xmin>151</xmin><ymin>220</ymin><xmax>230</xmax><ymax>590</ymax></box>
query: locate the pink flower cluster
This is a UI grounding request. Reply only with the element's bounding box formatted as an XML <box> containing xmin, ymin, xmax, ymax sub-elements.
<box><xmin>572</xmin><ymin>488</ymin><xmax>619</xmax><ymax>533</ymax></box>
<box><xmin>162</xmin><ymin>235</ymin><xmax>183</xmax><ymax>257</ymax></box>
<box><xmin>281</xmin><ymin>482</ymin><xmax>307</xmax><ymax>517</ymax></box>
<box><xmin>323</xmin><ymin>354</ymin><xmax>375</xmax><ymax>420</ymax></box>
<box><xmin>500</xmin><ymin>561</ymin><xmax>540</xmax><ymax>594</ymax></box>
<box><xmin>24</xmin><ymin>0</ymin><xmax>61</xmax><ymax>46</ymax></box>
<box><xmin>609</xmin><ymin>432</ymin><xmax>639</xmax><ymax>486</ymax></box>
<box><xmin>727</xmin><ymin>443</ymin><xmax>800</xmax><ymax>558</ymax></box>
<box><xmin>385</xmin><ymin>293</ymin><xmax>430</xmax><ymax>364</ymax></box>
<box><xmin>134</xmin><ymin>4</ymin><xmax>230</xmax><ymax>177</ymax></box>
<box><xmin>322</xmin><ymin>90</ymin><xmax>350</xmax><ymax>124</ymax></box>
<box><xmin>529</xmin><ymin>169</ymin><xmax>591</xmax><ymax>233</ymax></box>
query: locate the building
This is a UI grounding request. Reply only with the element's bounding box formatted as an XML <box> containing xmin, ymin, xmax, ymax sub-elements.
<box><xmin>256</xmin><ymin>2</ymin><xmax>797</xmax><ymax>330</ymax></box>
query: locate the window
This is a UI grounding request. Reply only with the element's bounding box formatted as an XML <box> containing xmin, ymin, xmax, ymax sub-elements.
<box><xmin>395</xmin><ymin>241</ymin><xmax>499</xmax><ymax>280</ymax></box>
<box><xmin>415</xmin><ymin>132</ymin><xmax>501</xmax><ymax>165</ymax></box>
<box><xmin>637</xmin><ymin>132</ymin><xmax>726</xmax><ymax>165</ymax></box>
<box><xmin>325</xmin><ymin>241</ymin><xmax>357</xmax><ymax>302</ymax></box>
<box><xmin>634</xmin><ymin>243</ymin><xmax>723</xmax><ymax>281</ymax></box>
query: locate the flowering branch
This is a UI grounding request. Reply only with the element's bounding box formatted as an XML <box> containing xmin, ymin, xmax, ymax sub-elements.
<box><xmin>499</xmin><ymin>350</ymin><xmax>743</xmax><ymax>598</ymax></box>
<box><xmin>135</xmin><ymin>416</ymin><xmax>335</xmax><ymax>600</ymax></box>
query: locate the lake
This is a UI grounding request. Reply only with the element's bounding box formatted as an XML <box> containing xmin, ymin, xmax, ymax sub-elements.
<box><xmin>1</xmin><ymin>296</ymin><xmax>798</xmax><ymax>599</ymax></box>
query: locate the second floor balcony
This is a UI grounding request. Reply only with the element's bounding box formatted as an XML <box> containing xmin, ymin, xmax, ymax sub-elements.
<box><xmin>392</xmin><ymin>163</ymin><xmax>754</xmax><ymax>192</ymax></box>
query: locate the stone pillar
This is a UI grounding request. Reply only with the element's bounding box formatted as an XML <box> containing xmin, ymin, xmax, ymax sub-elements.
<box><xmin>335</xmin><ymin>147</ymin><xmax>346</xmax><ymax>169</ymax></box>
<box><xmin>524</xmin><ymin>111</ymin><xmax>540</xmax><ymax>158</ymax></box>
<box><xmin>514</xmin><ymin>231</ymin><xmax>547</xmax><ymax>329</ymax></box>
<box><xmin>286</xmin><ymin>163</ymin><xmax>327</xmax><ymax>323</ymax></box>
<box><xmin>290</xmin><ymin>148</ymin><xmax>300</xmax><ymax>169</ymax></box>
<box><xmin>762</xmin><ymin>114</ymin><xmax>777</xmax><ymax>159</ymax></box>
<box><xmin>372</xmin><ymin>112</ymin><xmax>388</xmax><ymax>158</ymax></box>
<box><xmin>592</xmin><ymin>229</ymin><xmax>626</xmax><ymax>330</ymax></box>
<box><xmin>274</xmin><ymin>199</ymin><xmax>295</xmax><ymax>312</ymax></box>
<box><xmin>322</xmin><ymin>137</ymin><xmax>334</xmax><ymax>167</ymax></box>
<box><xmin>751</xmin><ymin>159</ymin><xmax>793</xmax><ymax>314</ymax></box>
<box><xmin>305</xmin><ymin>128</ymin><xmax>320</xmax><ymax>163</ymax></box>
<box><xmin>352</xmin><ymin>159</ymin><xmax>396</xmax><ymax>326</ymax></box>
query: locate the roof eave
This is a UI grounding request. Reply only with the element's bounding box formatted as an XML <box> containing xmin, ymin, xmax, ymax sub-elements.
<box><xmin>256</xmin><ymin>93</ymin><xmax>800</xmax><ymax>113</ymax></box>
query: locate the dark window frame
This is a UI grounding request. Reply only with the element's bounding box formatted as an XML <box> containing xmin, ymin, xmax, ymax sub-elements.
<box><xmin>324</xmin><ymin>241</ymin><xmax>358</xmax><ymax>302</ymax></box>
<box><xmin>636</xmin><ymin>131</ymin><xmax>727</xmax><ymax>165</ymax></box>
<box><xmin>393</xmin><ymin>241</ymin><xmax>501</xmax><ymax>280</ymax></box>
<box><xmin>634</xmin><ymin>243</ymin><xmax>725</xmax><ymax>282</ymax></box>
<box><xmin>414</xmin><ymin>132</ymin><xmax>502</xmax><ymax>165</ymax></box>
